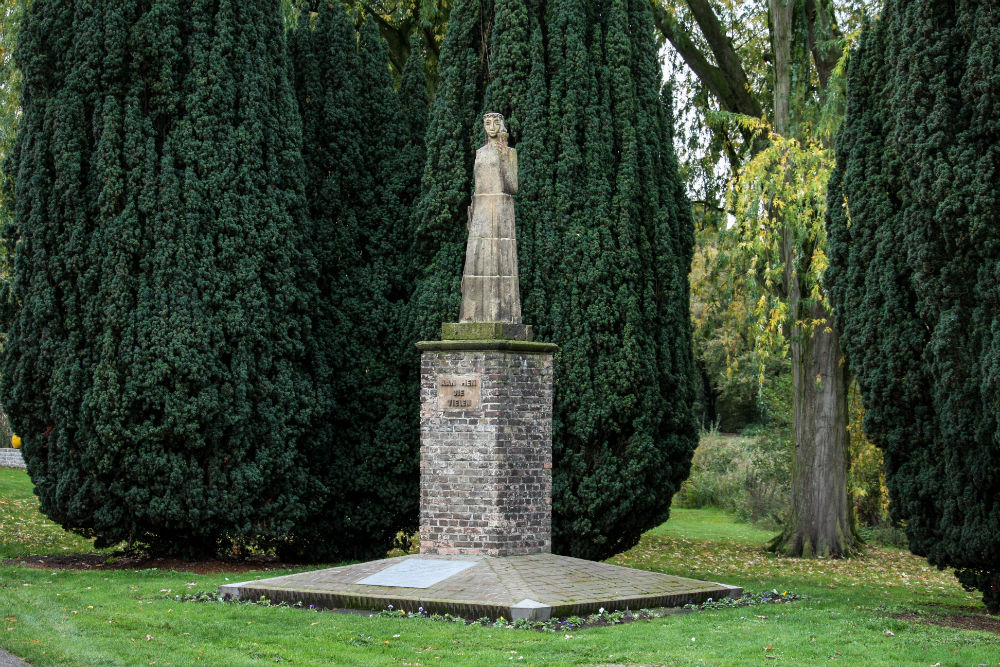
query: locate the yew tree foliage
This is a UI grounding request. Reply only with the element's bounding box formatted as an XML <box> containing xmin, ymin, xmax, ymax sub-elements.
<box><xmin>415</xmin><ymin>0</ymin><xmax>698</xmax><ymax>560</ymax></box>
<box><xmin>286</xmin><ymin>3</ymin><xmax>426</xmax><ymax>560</ymax></box>
<box><xmin>827</xmin><ymin>0</ymin><xmax>1000</xmax><ymax>611</ymax></box>
<box><xmin>1</xmin><ymin>0</ymin><xmax>317</xmax><ymax>555</ymax></box>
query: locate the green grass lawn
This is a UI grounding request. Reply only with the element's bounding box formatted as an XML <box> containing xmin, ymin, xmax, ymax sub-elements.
<box><xmin>646</xmin><ymin>507</ymin><xmax>777</xmax><ymax>543</ymax></box>
<box><xmin>1</xmin><ymin>467</ymin><xmax>997</xmax><ymax>667</ymax></box>
<box><xmin>0</xmin><ymin>467</ymin><xmax>109</xmax><ymax>559</ymax></box>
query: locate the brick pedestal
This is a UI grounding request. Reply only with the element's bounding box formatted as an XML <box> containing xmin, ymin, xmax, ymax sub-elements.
<box><xmin>416</xmin><ymin>340</ymin><xmax>557</xmax><ymax>556</ymax></box>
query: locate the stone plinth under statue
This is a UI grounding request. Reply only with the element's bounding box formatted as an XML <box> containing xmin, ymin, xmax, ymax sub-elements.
<box><xmin>221</xmin><ymin>112</ymin><xmax>740</xmax><ymax>618</ymax></box>
<box><xmin>417</xmin><ymin>339</ymin><xmax>555</xmax><ymax>556</ymax></box>
<box><xmin>219</xmin><ymin>553</ymin><xmax>740</xmax><ymax>621</ymax></box>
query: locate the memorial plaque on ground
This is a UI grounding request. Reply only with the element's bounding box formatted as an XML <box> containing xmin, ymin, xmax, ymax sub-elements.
<box><xmin>437</xmin><ymin>375</ymin><xmax>481</xmax><ymax>410</ymax></box>
<box><xmin>355</xmin><ymin>558</ymin><xmax>479</xmax><ymax>588</ymax></box>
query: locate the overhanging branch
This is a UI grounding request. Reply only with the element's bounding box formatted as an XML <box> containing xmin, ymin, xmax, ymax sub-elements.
<box><xmin>684</xmin><ymin>0</ymin><xmax>763</xmax><ymax>118</ymax></box>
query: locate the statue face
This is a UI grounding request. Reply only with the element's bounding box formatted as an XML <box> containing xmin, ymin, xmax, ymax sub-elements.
<box><xmin>484</xmin><ymin>115</ymin><xmax>501</xmax><ymax>139</ymax></box>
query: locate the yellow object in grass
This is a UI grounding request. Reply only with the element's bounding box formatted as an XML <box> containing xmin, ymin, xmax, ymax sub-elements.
<box><xmin>11</xmin><ymin>433</ymin><xmax>21</xmax><ymax>449</ymax></box>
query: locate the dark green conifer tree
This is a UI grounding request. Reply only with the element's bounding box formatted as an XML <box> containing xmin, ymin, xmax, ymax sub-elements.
<box><xmin>413</xmin><ymin>0</ymin><xmax>697</xmax><ymax>560</ymax></box>
<box><xmin>396</xmin><ymin>34</ymin><xmax>431</xmax><ymax>293</ymax></box>
<box><xmin>828</xmin><ymin>0</ymin><xmax>1000</xmax><ymax>611</ymax></box>
<box><xmin>287</xmin><ymin>4</ymin><xmax>424</xmax><ymax>559</ymax></box>
<box><xmin>1</xmin><ymin>0</ymin><xmax>316</xmax><ymax>556</ymax></box>
<box><xmin>409</xmin><ymin>0</ymin><xmax>493</xmax><ymax>337</ymax></box>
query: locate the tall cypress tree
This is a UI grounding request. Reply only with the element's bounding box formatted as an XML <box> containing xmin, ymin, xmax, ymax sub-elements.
<box><xmin>287</xmin><ymin>4</ymin><xmax>425</xmax><ymax>559</ymax></box>
<box><xmin>410</xmin><ymin>0</ymin><xmax>492</xmax><ymax>337</ymax></box>
<box><xmin>828</xmin><ymin>0</ymin><xmax>1000</xmax><ymax>611</ymax></box>
<box><xmin>540</xmin><ymin>0</ymin><xmax>696</xmax><ymax>559</ymax></box>
<box><xmin>413</xmin><ymin>0</ymin><xmax>697</xmax><ymax>560</ymax></box>
<box><xmin>395</xmin><ymin>34</ymin><xmax>431</xmax><ymax>294</ymax></box>
<box><xmin>2</xmin><ymin>0</ymin><xmax>316</xmax><ymax>556</ymax></box>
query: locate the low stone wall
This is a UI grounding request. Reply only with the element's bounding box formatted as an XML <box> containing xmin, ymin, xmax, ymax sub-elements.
<box><xmin>0</xmin><ymin>448</ymin><xmax>25</xmax><ymax>469</ymax></box>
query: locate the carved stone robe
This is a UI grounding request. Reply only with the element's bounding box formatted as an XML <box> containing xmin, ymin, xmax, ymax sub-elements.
<box><xmin>459</xmin><ymin>143</ymin><xmax>521</xmax><ymax>323</ymax></box>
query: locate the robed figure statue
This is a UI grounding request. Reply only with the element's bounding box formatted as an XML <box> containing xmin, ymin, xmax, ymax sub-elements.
<box><xmin>459</xmin><ymin>113</ymin><xmax>521</xmax><ymax>323</ymax></box>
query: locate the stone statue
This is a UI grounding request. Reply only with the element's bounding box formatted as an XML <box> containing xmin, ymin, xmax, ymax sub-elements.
<box><xmin>459</xmin><ymin>113</ymin><xmax>522</xmax><ymax>324</ymax></box>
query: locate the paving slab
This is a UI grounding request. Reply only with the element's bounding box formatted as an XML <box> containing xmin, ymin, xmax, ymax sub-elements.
<box><xmin>355</xmin><ymin>559</ymin><xmax>478</xmax><ymax>588</ymax></box>
<box><xmin>220</xmin><ymin>553</ymin><xmax>741</xmax><ymax>619</ymax></box>
<box><xmin>0</xmin><ymin>645</ymin><xmax>28</xmax><ymax>667</ymax></box>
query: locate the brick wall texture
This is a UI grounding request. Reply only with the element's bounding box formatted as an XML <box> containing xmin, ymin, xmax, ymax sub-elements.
<box><xmin>420</xmin><ymin>350</ymin><xmax>553</xmax><ymax>556</ymax></box>
<box><xmin>0</xmin><ymin>448</ymin><xmax>25</xmax><ymax>468</ymax></box>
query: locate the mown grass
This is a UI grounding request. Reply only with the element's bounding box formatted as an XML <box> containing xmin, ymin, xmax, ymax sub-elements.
<box><xmin>1</xmin><ymin>467</ymin><xmax>997</xmax><ymax>667</ymax></box>
<box><xmin>646</xmin><ymin>506</ymin><xmax>777</xmax><ymax>543</ymax></box>
<box><xmin>0</xmin><ymin>467</ymin><xmax>107</xmax><ymax>559</ymax></box>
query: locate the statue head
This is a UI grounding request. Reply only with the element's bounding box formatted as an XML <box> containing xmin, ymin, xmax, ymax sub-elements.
<box><xmin>483</xmin><ymin>113</ymin><xmax>508</xmax><ymax>141</ymax></box>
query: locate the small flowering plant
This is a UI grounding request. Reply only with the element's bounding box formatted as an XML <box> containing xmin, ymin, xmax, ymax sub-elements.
<box><xmin>174</xmin><ymin>591</ymin><xmax>799</xmax><ymax>632</ymax></box>
<box><xmin>375</xmin><ymin>605</ymin><xmax>666</xmax><ymax>632</ymax></box>
<box><xmin>683</xmin><ymin>589</ymin><xmax>803</xmax><ymax>611</ymax></box>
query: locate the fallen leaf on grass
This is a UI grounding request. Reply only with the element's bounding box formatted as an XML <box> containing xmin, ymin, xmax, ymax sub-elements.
<box><xmin>884</xmin><ymin>630</ymin><xmax>895</xmax><ymax>637</ymax></box>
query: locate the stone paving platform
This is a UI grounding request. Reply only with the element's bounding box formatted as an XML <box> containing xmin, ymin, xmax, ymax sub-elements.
<box><xmin>219</xmin><ymin>553</ymin><xmax>741</xmax><ymax>620</ymax></box>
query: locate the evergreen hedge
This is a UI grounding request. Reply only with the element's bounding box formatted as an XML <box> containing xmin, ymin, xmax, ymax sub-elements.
<box><xmin>827</xmin><ymin>0</ymin><xmax>1000</xmax><ymax>611</ymax></box>
<box><xmin>3</xmin><ymin>0</ymin><xmax>693</xmax><ymax>562</ymax></box>
<box><xmin>286</xmin><ymin>3</ymin><xmax>426</xmax><ymax>560</ymax></box>
<box><xmin>1</xmin><ymin>0</ymin><xmax>317</xmax><ymax>556</ymax></box>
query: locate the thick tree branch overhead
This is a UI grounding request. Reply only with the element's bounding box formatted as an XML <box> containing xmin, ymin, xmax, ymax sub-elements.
<box><xmin>651</xmin><ymin>0</ymin><xmax>765</xmax><ymax>153</ymax></box>
<box><xmin>684</xmin><ymin>0</ymin><xmax>762</xmax><ymax>118</ymax></box>
<box><xmin>651</xmin><ymin>1</ymin><xmax>763</xmax><ymax>118</ymax></box>
<box><xmin>651</xmin><ymin>2</ymin><xmax>734</xmax><ymax>108</ymax></box>
<box><xmin>804</xmin><ymin>0</ymin><xmax>843</xmax><ymax>89</ymax></box>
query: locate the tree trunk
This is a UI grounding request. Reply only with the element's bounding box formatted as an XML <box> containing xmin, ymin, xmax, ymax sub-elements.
<box><xmin>654</xmin><ymin>0</ymin><xmax>861</xmax><ymax>557</ymax></box>
<box><xmin>771</xmin><ymin>300</ymin><xmax>859</xmax><ymax>556</ymax></box>
<box><xmin>0</xmin><ymin>404</ymin><xmax>10</xmax><ymax>449</ymax></box>
<box><xmin>766</xmin><ymin>0</ymin><xmax>859</xmax><ymax>557</ymax></box>
<box><xmin>769</xmin><ymin>0</ymin><xmax>793</xmax><ymax>135</ymax></box>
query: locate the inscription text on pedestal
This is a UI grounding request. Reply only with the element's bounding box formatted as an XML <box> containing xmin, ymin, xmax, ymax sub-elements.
<box><xmin>438</xmin><ymin>375</ymin><xmax>482</xmax><ymax>410</ymax></box>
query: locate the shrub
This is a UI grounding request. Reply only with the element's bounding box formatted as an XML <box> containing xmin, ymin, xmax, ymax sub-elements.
<box><xmin>828</xmin><ymin>0</ymin><xmax>1000</xmax><ymax>611</ymax></box>
<box><xmin>2</xmin><ymin>0</ymin><xmax>316</xmax><ymax>556</ymax></box>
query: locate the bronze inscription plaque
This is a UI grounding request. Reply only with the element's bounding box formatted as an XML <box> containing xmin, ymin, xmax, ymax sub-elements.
<box><xmin>438</xmin><ymin>375</ymin><xmax>481</xmax><ymax>410</ymax></box>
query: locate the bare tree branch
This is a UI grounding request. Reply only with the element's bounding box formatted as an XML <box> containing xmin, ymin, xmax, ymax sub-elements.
<box><xmin>651</xmin><ymin>1</ymin><xmax>767</xmax><ymax>156</ymax></box>
<box><xmin>650</xmin><ymin>3</ymin><xmax>745</xmax><ymax>115</ymax></box>
<box><xmin>684</xmin><ymin>0</ymin><xmax>763</xmax><ymax>118</ymax></box>
<box><xmin>359</xmin><ymin>1</ymin><xmax>413</xmax><ymax>72</ymax></box>
<box><xmin>804</xmin><ymin>0</ymin><xmax>843</xmax><ymax>90</ymax></box>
